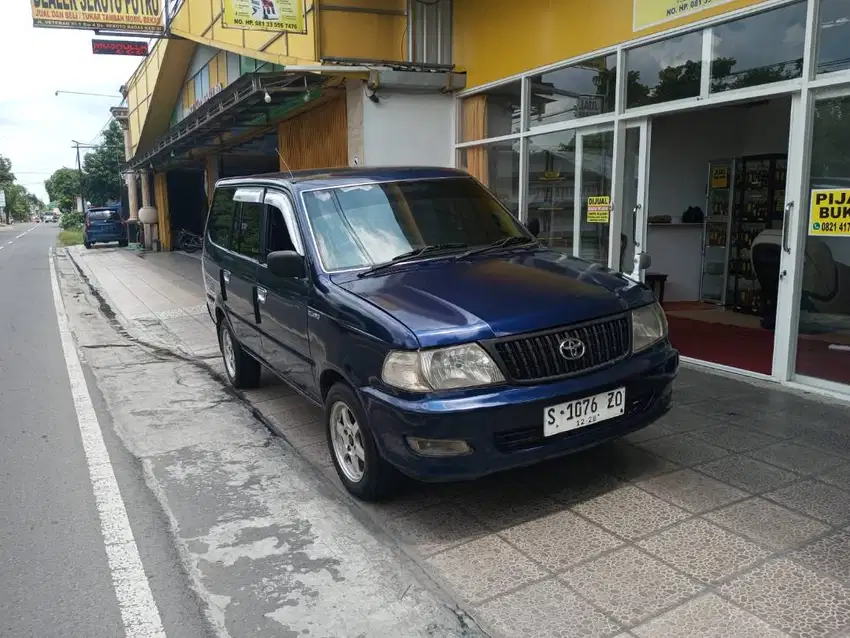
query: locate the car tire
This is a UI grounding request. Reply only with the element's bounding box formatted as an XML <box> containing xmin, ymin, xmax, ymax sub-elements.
<box><xmin>119</xmin><ymin>239</ymin><xmax>128</xmax><ymax>248</ymax></box>
<box><xmin>217</xmin><ymin>317</ymin><xmax>261</xmax><ymax>389</ymax></box>
<box><xmin>84</xmin><ymin>242</ymin><xmax>91</xmax><ymax>249</ymax></box>
<box><xmin>325</xmin><ymin>382</ymin><xmax>401</xmax><ymax>502</ymax></box>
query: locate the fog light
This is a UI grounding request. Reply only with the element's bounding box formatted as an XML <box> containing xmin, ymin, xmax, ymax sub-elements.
<box><xmin>406</xmin><ymin>437</ymin><xmax>473</xmax><ymax>457</ymax></box>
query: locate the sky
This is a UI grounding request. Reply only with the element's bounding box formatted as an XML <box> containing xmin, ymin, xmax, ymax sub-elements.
<box><xmin>0</xmin><ymin>2</ymin><xmax>143</xmax><ymax>202</ymax></box>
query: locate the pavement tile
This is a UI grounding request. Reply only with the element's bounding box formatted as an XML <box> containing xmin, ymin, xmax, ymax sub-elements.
<box><xmin>720</xmin><ymin>558</ymin><xmax>850</xmax><ymax>637</ymax></box>
<box><xmin>277</xmin><ymin>423</ymin><xmax>325</xmax><ymax>449</ymax></box>
<box><xmin>684</xmin><ymin>398</ymin><xmax>776</xmax><ymax>423</ymax></box>
<box><xmin>793</xmin><ymin>427</ymin><xmax>850</xmax><ymax>458</ymax></box>
<box><xmin>638</xmin><ymin>434</ymin><xmax>730</xmax><ymax>467</ymax></box>
<box><xmin>689</xmin><ymin>423</ymin><xmax>780</xmax><ymax>453</ymax></box>
<box><xmin>650</xmin><ymin>407</ymin><xmax>725</xmax><ymax>433</ymax></box>
<box><xmin>817</xmin><ymin>462</ymin><xmax>850</xmax><ymax>490</ymax></box>
<box><xmin>789</xmin><ymin>529</ymin><xmax>850</xmax><ymax>583</ymax></box>
<box><xmin>571</xmin><ymin>485</ymin><xmax>689</xmax><ymax>540</ymax></box>
<box><xmin>636</xmin><ymin>469</ymin><xmax>747</xmax><ymax>513</ymax></box>
<box><xmin>500</xmin><ymin>510</ymin><xmax>623</xmax><ymax>572</ymax></box>
<box><xmin>426</xmin><ymin>535</ymin><xmax>548</xmax><ymax>605</ymax></box>
<box><xmin>623</xmin><ymin>421</ymin><xmax>674</xmax><ymax>443</ymax></box>
<box><xmin>457</xmin><ymin>481</ymin><xmax>563</xmax><ymax>530</ymax></box>
<box><xmin>591</xmin><ymin>442</ymin><xmax>680</xmax><ymax>482</ymax></box>
<box><xmin>631</xmin><ymin>593</ymin><xmax>787</xmax><ymax>638</ymax></box>
<box><xmin>637</xmin><ymin>518</ymin><xmax>771</xmax><ymax>584</ymax></box>
<box><xmin>696</xmin><ymin>454</ymin><xmax>801</xmax><ymax>494</ymax></box>
<box><xmin>546</xmin><ymin>473</ymin><xmax>623</xmax><ymax>508</ymax></box>
<box><xmin>705</xmin><ymin>497</ymin><xmax>829</xmax><ymax>551</ymax></box>
<box><xmin>764</xmin><ymin>479</ymin><xmax>850</xmax><ymax>525</ymax></box>
<box><xmin>749</xmin><ymin>441</ymin><xmax>845</xmax><ymax>475</ymax></box>
<box><xmin>560</xmin><ymin>546</ymin><xmax>703</xmax><ymax>627</ymax></box>
<box><xmin>383</xmin><ymin>502</ymin><xmax>488</xmax><ymax>557</ymax></box>
<box><xmin>474</xmin><ymin>578</ymin><xmax>623</xmax><ymax>638</ymax></box>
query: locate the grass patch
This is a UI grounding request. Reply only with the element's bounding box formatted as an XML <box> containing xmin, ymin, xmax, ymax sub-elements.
<box><xmin>58</xmin><ymin>227</ymin><xmax>84</xmax><ymax>247</ymax></box>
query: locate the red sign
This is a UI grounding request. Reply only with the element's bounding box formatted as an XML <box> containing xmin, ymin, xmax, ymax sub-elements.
<box><xmin>92</xmin><ymin>39</ymin><xmax>149</xmax><ymax>57</ymax></box>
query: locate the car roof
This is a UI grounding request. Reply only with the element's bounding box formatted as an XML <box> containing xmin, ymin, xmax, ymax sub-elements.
<box><xmin>215</xmin><ymin>166</ymin><xmax>471</xmax><ymax>192</ymax></box>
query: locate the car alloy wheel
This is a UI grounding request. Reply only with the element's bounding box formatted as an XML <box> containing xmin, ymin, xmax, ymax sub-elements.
<box><xmin>329</xmin><ymin>401</ymin><xmax>366</xmax><ymax>483</ymax></box>
<box><xmin>220</xmin><ymin>324</ymin><xmax>237</xmax><ymax>380</ymax></box>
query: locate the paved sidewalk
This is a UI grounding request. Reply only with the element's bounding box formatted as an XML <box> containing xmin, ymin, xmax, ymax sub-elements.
<box><xmin>69</xmin><ymin>245</ymin><xmax>850</xmax><ymax>638</ymax></box>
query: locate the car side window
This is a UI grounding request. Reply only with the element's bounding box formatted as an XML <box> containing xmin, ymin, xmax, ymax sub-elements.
<box><xmin>207</xmin><ymin>187</ymin><xmax>238</xmax><ymax>249</ymax></box>
<box><xmin>234</xmin><ymin>201</ymin><xmax>263</xmax><ymax>260</ymax></box>
<box><xmin>265</xmin><ymin>205</ymin><xmax>296</xmax><ymax>257</ymax></box>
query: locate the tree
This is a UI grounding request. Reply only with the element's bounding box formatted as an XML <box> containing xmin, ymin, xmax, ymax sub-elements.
<box><xmin>0</xmin><ymin>154</ymin><xmax>14</xmax><ymax>187</ymax></box>
<box><xmin>45</xmin><ymin>167</ymin><xmax>82</xmax><ymax>214</ymax></box>
<box><xmin>83</xmin><ymin>120</ymin><xmax>124</xmax><ymax>206</ymax></box>
<box><xmin>2</xmin><ymin>183</ymin><xmax>39</xmax><ymax>222</ymax></box>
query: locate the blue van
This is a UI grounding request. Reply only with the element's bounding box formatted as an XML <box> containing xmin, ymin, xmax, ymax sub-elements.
<box><xmin>84</xmin><ymin>207</ymin><xmax>127</xmax><ymax>249</ymax></box>
<box><xmin>202</xmin><ymin>168</ymin><xmax>678</xmax><ymax>500</ymax></box>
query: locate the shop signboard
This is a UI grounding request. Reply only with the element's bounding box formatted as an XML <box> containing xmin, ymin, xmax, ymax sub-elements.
<box><xmin>222</xmin><ymin>0</ymin><xmax>305</xmax><ymax>32</ymax></box>
<box><xmin>92</xmin><ymin>39</ymin><xmax>149</xmax><ymax>56</ymax></box>
<box><xmin>633</xmin><ymin>0</ymin><xmax>736</xmax><ymax>31</ymax></box>
<box><xmin>587</xmin><ymin>196</ymin><xmax>611</xmax><ymax>223</ymax></box>
<box><xmin>30</xmin><ymin>0</ymin><xmax>164</xmax><ymax>32</ymax></box>
<box><xmin>809</xmin><ymin>189</ymin><xmax>850</xmax><ymax>238</ymax></box>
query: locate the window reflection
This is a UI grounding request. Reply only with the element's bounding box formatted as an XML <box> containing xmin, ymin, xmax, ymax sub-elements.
<box><xmin>528</xmin><ymin>55</ymin><xmax>617</xmax><ymax>128</ymax></box>
<box><xmin>527</xmin><ymin>130</ymin><xmax>578</xmax><ymax>252</ymax></box>
<box><xmin>626</xmin><ymin>32</ymin><xmax>702</xmax><ymax>108</ymax></box>
<box><xmin>818</xmin><ymin>0</ymin><xmax>850</xmax><ymax>75</ymax></box>
<box><xmin>460</xmin><ymin>81</ymin><xmax>523</xmax><ymax>142</ymax></box>
<box><xmin>459</xmin><ymin>140</ymin><xmax>521</xmax><ymax>216</ymax></box>
<box><xmin>711</xmin><ymin>2</ymin><xmax>805</xmax><ymax>93</ymax></box>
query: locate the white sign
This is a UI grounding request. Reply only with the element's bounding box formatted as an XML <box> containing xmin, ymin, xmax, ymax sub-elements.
<box><xmin>0</xmin><ymin>191</ymin><xmax>6</xmax><ymax>208</ymax></box>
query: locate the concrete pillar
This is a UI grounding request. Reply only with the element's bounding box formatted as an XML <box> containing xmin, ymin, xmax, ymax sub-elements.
<box><xmin>138</xmin><ymin>170</ymin><xmax>158</xmax><ymax>251</ymax></box>
<box><xmin>126</xmin><ymin>171</ymin><xmax>139</xmax><ymax>221</ymax></box>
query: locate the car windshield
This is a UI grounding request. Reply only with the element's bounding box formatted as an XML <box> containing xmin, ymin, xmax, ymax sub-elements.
<box><xmin>301</xmin><ymin>177</ymin><xmax>529</xmax><ymax>271</ymax></box>
<box><xmin>88</xmin><ymin>210</ymin><xmax>120</xmax><ymax>222</ymax></box>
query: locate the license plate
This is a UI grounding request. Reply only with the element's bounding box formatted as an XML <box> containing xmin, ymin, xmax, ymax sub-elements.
<box><xmin>543</xmin><ymin>387</ymin><xmax>626</xmax><ymax>437</ymax></box>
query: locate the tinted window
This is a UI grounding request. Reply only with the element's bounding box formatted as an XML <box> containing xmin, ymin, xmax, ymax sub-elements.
<box><xmin>302</xmin><ymin>178</ymin><xmax>528</xmax><ymax>271</ymax></box>
<box><xmin>266</xmin><ymin>205</ymin><xmax>296</xmax><ymax>256</ymax></box>
<box><xmin>626</xmin><ymin>32</ymin><xmax>703</xmax><ymax>108</ymax></box>
<box><xmin>207</xmin><ymin>187</ymin><xmax>237</xmax><ymax>248</ymax></box>
<box><xmin>529</xmin><ymin>54</ymin><xmax>617</xmax><ymax>128</ymax></box>
<box><xmin>88</xmin><ymin>210</ymin><xmax>120</xmax><ymax>221</ymax></box>
<box><xmin>234</xmin><ymin>202</ymin><xmax>263</xmax><ymax>260</ymax></box>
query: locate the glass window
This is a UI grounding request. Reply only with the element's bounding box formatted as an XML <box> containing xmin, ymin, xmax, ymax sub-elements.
<box><xmin>460</xmin><ymin>80</ymin><xmax>522</xmax><ymax>142</ymax></box>
<box><xmin>528</xmin><ymin>54</ymin><xmax>617</xmax><ymax>128</ymax></box>
<box><xmin>87</xmin><ymin>209</ymin><xmax>121</xmax><ymax>222</ymax></box>
<box><xmin>234</xmin><ymin>202</ymin><xmax>263</xmax><ymax>260</ymax></box>
<box><xmin>206</xmin><ymin>187</ymin><xmax>237</xmax><ymax>249</ymax></box>
<box><xmin>578</xmin><ymin>131</ymin><xmax>614</xmax><ymax>264</ymax></box>
<box><xmin>302</xmin><ymin>178</ymin><xmax>529</xmax><ymax>272</ymax></box>
<box><xmin>626</xmin><ymin>32</ymin><xmax>702</xmax><ymax>108</ymax></box>
<box><xmin>818</xmin><ymin>0</ymin><xmax>850</xmax><ymax>75</ymax></box>
<box><xmin>458</xmin><ymin>139</ymin><xmax>521</xmax><ymax>216</ymax></box>
<box><xmin>711</xmin><ymin>2</ymin><xmax>806</xmax><ymax>93</ymax></box>
<box><xmin>265</xmin><ymin>205</ymin><xmax>296</xmax><ymax>256</ymax></box>
<box><xmin>527</xmin><ymin>129</ymin><xmax>578</xmax><ymax>253</ymax></box>
<box><xmin>794</xmin><ymin>95</ymin><xmax>850</xmax><ymax>387</ymax></box>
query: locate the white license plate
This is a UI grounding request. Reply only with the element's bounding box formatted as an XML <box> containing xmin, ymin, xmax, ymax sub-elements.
<box><xmin>543</xmin><ymin>387</ymin><xmax>626</xmax><ymax>437</ymax></box>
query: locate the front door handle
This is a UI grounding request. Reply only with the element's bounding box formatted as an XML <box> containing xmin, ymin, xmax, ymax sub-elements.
<box><xmin>222</xmin><ymin>269</ymin><xmax>231</xmax><ymax>284</ymax></box>
<box><xmin>257</xmin><ymin>287</ymin><xmax>267</xmax><ymax>304</ymax></box>
<box><xmin>782</xmin><ymin>202</ymin><xmax>794</xmax><ymax>253</ymax></box>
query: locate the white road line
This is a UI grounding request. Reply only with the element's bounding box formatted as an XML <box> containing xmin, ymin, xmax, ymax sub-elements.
<box><xmin>48</xmin><ymin>248</ymin><xmax>166</xmax><ymax>638</ymax></box>
<box><xmin>16</xmin><ymin>226</ymin><xmax>36</xmax><ymax>240</ymax></box>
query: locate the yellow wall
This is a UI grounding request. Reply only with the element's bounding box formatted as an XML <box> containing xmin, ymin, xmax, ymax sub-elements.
<box><xmin>317</xmin><ymin>0</ymin><xmax>407</xmax><ymax>62</ymax></box>
<box><xmin>454</xmin><ymin>0</ymin><xmax>772</xmax><ymax>88</ymax></box>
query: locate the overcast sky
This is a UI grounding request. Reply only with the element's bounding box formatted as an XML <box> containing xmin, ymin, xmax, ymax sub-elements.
<box><xmin>0</xmin><ymin>2</ymin><xmax>142</xmax><ymax>202</ymax></box>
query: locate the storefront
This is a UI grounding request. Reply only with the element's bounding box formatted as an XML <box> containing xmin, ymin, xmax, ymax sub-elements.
<box><xmin>454</xmin><ymin>0</ymin><xmax>850</xmax><ymax>398</ymax></box>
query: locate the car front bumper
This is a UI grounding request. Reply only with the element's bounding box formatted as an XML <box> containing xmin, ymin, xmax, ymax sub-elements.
<box><xmin>360</xmin><ymin>342</ymin><xmax>679</xmax><ymax>482</ymax></box>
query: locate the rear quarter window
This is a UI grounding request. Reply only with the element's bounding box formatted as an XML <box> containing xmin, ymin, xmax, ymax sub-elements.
<box><xmin>207</xmin><ymin>187</ymin><xmax>238</xmax><ymax>249</ymax></box>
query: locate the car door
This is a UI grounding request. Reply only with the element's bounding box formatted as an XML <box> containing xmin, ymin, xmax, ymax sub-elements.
<box><xmin>227</xmin><ymin>187</ymin><xmax>265</xmax><ymax>358</ymax></box>
<box><xmin>256</xmin><ymin>189</ymin><xmax>314</xmax><ymax>397</ymax></box>
<box><xmin>202</xmin><ymin>185</ymin><xmax>239</xmax><ymax>315</ymax></box>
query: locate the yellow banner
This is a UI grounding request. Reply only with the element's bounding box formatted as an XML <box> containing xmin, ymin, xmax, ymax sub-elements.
<box><xmin>587</xmin><ymin>196</ymin><xmax>611</xmax><ymax>224</ymax></box>
<box><xmin>809</xmin><ymin>189</ymin><xmax>850</xmax><ymax>237</ymax></box>
<box><xmin>222</xmin><ymin>0</ymin><xmax>305</xmax><ymax>32</ymax></box>
<box><xmin>633</xmin><ymin>0</ymin><xmax>736</xmax><ymax>31</ymax></box>
<box><xmin>31</xmin><ymin>0</ymin><xmax>163</xmax><ymax>32</ymax></box>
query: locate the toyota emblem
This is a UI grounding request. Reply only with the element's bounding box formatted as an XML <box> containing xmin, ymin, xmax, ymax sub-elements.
<box><xmin>559</xmin><ymin>338</ymin><xmax>586</xmax><ymax>360</ymax></box>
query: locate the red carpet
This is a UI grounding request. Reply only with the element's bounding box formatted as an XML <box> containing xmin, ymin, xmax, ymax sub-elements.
<box><xmin>667</xmin><ymin>316</ymin><xmax>850</xmax><ymax>385</ymax></box>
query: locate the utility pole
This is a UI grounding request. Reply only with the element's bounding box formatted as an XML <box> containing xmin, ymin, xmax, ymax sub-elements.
<box><xmin>71</xmin><ymin>141</ymin><xmax>98</xmax><ymax>214</ymax></box>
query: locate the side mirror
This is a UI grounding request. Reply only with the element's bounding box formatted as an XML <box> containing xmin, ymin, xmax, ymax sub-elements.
<box><xmin>636</xmin><ymin>252</ymin><xmax>652</xmax><ymax>271</ymax></box>
<box><xmin>527</xmin><ymin>217</ymin><xmax>540</xmax><ymax>237</ymax></box>
<box><xmin>267</xmin><ymin>250</ymin><xmax>305</xmax><ymax>278</ymax></box>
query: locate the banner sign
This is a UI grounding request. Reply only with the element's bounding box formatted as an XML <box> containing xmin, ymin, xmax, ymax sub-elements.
<box><xmin>710</xmin><ymin>166</ymin><xmax>729</xmax><ymax>189</ymax></box>
<box><xmin>222</xmin><ymin>0</ymin><xmax>305</xmax><ymax>33</ymax></box>
<box><xmin>31</xmin><ymin>0</ymin><xmax>164</xmax><ymax>32</ymax></box>
<box><xmin>809</xmin><ymin>189</ymin><xmax>850</xmax><ymax>237</ymax></box>
<box><xmin>92</xmin><ymin>39</ymin><xmax>149</xmax><ymax>56</ymax></box>
<box><xmin>587</xmin><ymin>196</ymin><xmax>611</xmax><ymax>224</ymax></box>
<box><xmin>633</xmin><ymin>0</ymin><xmax>735</xmax><ymax>31</ymax></box>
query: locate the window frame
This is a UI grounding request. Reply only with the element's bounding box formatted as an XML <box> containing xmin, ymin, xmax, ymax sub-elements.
<box><xmin>262</xmin><ymin>188</ymin><xmax>305</xmax><ymax>263</ymax></box>
<box><xmin>231</xmin><ymin>196</ymin><xmax>265</xmax><ymax>263</ymax></box>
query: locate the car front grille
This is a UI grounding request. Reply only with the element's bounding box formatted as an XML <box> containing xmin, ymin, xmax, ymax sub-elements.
<box><xmin>493</xmin><ymin>391</ymin><xmax>654</xmax><ymax>453</ymax></box>
<box><xmin>488</xmin><ymin>314</ymin><xmax>631</xmax><ymax>383</ymax></box>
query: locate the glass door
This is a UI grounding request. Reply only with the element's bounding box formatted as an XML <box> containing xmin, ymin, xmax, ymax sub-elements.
<box><xmin>787</xmin><ymin>86</ymin><xmax>850</xmax><ymax>390</ymax></box>
<box><xmin>574</xmin><ymin>126</ymin><xmax>615</xmax><ymax>264</ymax></box>
<box><xmin>622</xmin><ymin>119</ymin><xmax>651</xmax><ymax>281</ymax></box>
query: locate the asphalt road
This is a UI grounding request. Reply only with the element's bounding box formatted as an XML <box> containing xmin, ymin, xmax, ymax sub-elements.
<box><xmin>0</xmin><ymin>223</ymin><xmax>210</xmax><ymax>637</ymax></box>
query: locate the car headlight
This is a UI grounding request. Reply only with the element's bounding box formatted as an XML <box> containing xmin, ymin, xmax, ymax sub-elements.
<box><xmin>382</xmin><ymin>343</ymin><xmax>505</xmax><ymax>392</ymax></box>
<box><xmin>632</xmin><ymin>302</ymin><xmax>668</xmax><ymax>352</ymax></box>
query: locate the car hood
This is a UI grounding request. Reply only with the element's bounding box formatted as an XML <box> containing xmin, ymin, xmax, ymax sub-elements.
<box><xmin>333</xmin><ymin>248</ymin><xmax>654</xmax><ymax>348</ymax></box>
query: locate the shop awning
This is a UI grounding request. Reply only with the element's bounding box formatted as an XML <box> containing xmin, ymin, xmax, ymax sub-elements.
<box><xmin>126</xmin><ymin>71</ymin><xmax>326</xmax><ymax>170</ymax></box>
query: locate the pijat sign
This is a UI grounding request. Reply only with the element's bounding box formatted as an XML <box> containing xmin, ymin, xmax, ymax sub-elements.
<box><xmin>30</xmin><ymin>0</ymin><xmax>164</xmax><ymax>33</ymax></box>
<box><xmin>809</xmin><ymin>189</ymin><xmax>850</xmax><ymax>237</ymax></box>
<box><xmin>633</xmin><ymin>0</ymin><xmax>736</xmax><ymax>31</ymax></box>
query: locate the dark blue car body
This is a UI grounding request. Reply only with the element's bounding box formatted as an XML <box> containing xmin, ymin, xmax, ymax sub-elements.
<box><xmin>84</xmin><ymin>207</ymin><xmax>127</xmax><ymax>248</ymax></box>
<box><xmin>203</xmin><ymin>167</ymin><xmax>678</xmax><ymax>485</ymax></box>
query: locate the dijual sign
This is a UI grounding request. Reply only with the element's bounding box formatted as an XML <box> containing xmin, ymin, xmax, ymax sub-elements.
<box><xmin>31</xmin><ymin>0</ymin><xmax>163</xmax><ymax>32</ymax></box>
<box><xmin>222</xmin><ymin>0</ymin><xmax>305</xmax><ymax>32</ymax></box>
<box><xmin>633</xmin><ymin>0</ymin><xmax>735</xmax><ymax>31</ymax></box>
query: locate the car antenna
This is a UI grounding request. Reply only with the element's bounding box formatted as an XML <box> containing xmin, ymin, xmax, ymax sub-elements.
<box><xmin>276</xmin><ymin>149</ymin><xmax>294</xmax><ymax>179</ymax></box>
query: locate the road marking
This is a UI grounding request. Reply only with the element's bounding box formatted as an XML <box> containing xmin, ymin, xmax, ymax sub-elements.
<box><xmin>48</xmin><ymin>249</ymin><xmax>166</xmax><ymax>638</ymax></box>
<box><xmin>16</xmin><ymin>226</ymin><xmax>36</xmax><ymax>240</ymax></box>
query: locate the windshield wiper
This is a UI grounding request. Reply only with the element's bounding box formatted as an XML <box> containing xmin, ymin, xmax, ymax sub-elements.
<box><xmin>458</xmin><ymin>236</ymin><xmax>536</xmax><ymax>259</ymax></box>
<box><xmin>357</xmin><ymin>243</ymin><xmax>468</xmax><ymax>277</ymax></box>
